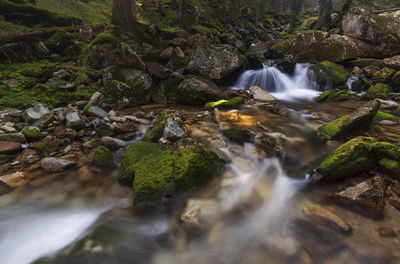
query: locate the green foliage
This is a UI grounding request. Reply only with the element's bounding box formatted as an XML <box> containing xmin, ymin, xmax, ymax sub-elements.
<box><xmin>223</xmin><ymin>126</ymin><xmax>251</xmax><ymax>144</ymax></box>
<box><xmin>204</xmin><ymin>97</ymin><xmax>244</xmax><ymax>111</ymax></box>
<box><xmin>118</xmin><ymin>142</ymin><xmax>221</xmax><ymax>202</ymax></box>
<box><xmin>92</xmin><ymin>146</ymin><xmax>113</xmax><ymax>167</ymax></box>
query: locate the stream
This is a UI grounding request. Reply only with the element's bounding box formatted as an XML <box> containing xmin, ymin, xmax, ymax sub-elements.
<box><xmin>0</xmin><ymin>63</ymin><xmax>399</xmax><ymax>264</ymax></box>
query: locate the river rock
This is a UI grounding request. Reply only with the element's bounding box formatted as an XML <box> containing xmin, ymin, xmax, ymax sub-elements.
<box><xmin>87</xmin><ymin>106</ymin><xmax>108</xmax><ymax>118</ymax></box>
<box><xmin>0</xmin><ymin>171</ymin><xmax>34</xmax><ymax>187</ymax></box>
<box><xmin>253</xmin><ymin>132</ymin><xmax>284</xmax><ymax>158</ymax></box>
<box><xmin>376</xmin><ymin>99</ymin><xmax>398</xmax><ymax>110</ymax></box>
<box><xmin>145</xmin><ymin>62</ymin><xmax>172</xmax><ymax>79</ymax></box>
<box><xmin>0</xmin><ymin>141</ymin><xmax>21</xmax><ymax>154</ymax></box>
<box><xmin>303</xmin><ymin>205</ymin><xmax>352</xmax><ymax>234</ymax></box>
<box><xmin>23</xmin><ymin>104</ymin><xmax>49</xmax><ymax>124</ymax></box>
<box><xmin>187</xmin><ymin>43</ymin><xmax>243</xmax><ymax>80</ymax></box>
<box><xmin>20</xmin><ymin>148</ymin><xmax>40</xmax><ymax>164</ymax></box>
<box><xmin>38</xmin><ymin>112</ymin><xmax>54</xmax><ymax>129</ymax></box>
<box><xmin>250</xmin><ymin>86</ymin><xmax>277</xmax><ymax>102</ymax></box>
<box><xmin>317</xmin><ymin>100</ymin><xmax>380</xmax><ymax>140</ymax></box>
<box><xmin>163</xmin><ymin>118</ymin><xmax>185</xmax><ymax>142</ymax></box>
<box><xmin>0</xmin><ymin>133</ymin><xmax>26</xmax><ymax>143</ymax></box>
<box><xmin>87</xmin><ymin>92</ymin><xmax>104</xmax><ymax>107</ymax></box>
<box><xmin>180</xmin><ymin>199</ymin><xmax>218</xmax><ymax>229</ymax></box>
<box><xmin>66</xmin><ymin>112</ymin><xmax>84</xmax><ymax>129</ymax></box>
<box><xmin>0</xmin><ymin>123</ymin><xmax>16</xmax><ymax>133</ymax></box>
<box><xmin>100</xmin><ymin>136</ymin><xmax>125</xmax><ymax>150</ymax></box>
<box><xmin>41</xmin><ymin>157</ymin><xmax>75</xmax><ymax>173</ymax></box>
<box><xmin>329</xmin><ymin>176</ymin><xmax>385</xmax><ymax>219</ymax></box>
<box><xmin>176</xmin><ymin>78</ymin><xmax>222</xmax><ymax>105</ymax></box>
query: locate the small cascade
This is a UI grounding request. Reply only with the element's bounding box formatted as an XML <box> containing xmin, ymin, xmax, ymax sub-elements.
<box><xmin>231</xmin><ymin>62</ymin><xmax>323</xmax><ymax>102</ymax></box>
<box><xmin>347</xmin><ymin>76</ymin><xmax>358</xmax><ymax>90</ymax></box>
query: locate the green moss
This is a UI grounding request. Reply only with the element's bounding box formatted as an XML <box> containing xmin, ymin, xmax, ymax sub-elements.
<box><xmin>372</xmin><ymin>142</ymin><xmax>400</xmax><ymax>161</ymax></box>
<box><xmin>92</xmin><ymin>146</ymin><xmax>113</xmax><ymax>167</ymax></box>
<box><xmin>351</xmin><ymin>76</ymin><xmax>370</xmax><ymax>92</ymax></box>
<box><xmin>193</xmin><ymin>25</ymin><xmax>218</xmax><ymax>36</ymax></box>
<box><xmin>379</xmin><ymin>158</ymin><xmax>400</xmax><ymax>175</ymax></box>
<box><xmin>35</xmin><ymin>142</ymin><xmax>46</xmax><ymax>155</ymax></box>
<box><xmin>143</xmin><ymin>115</ymin><xmax>169</xmax><ymax>143</ymax></box>
<box><xmin>21</xmin><ymin>126</ymin><xmax>42</xmax><ymax>140</ymax></box>
<box><xmin>316</xmin><ymin>137</ymin><xmax>376</xmax><ymax>180</ymax></box>
<box><xmin>204</xmin><ymin>97</ymin><xmax>244</xmax><ymax>111</ymax></box>
<box><xmin>118</xmin><ymin>142</ymin><xmax>221</xmax><ymax>202</ymax></box>
<box><xmin>364</xmin><ymin>83</ymin><xmax>392</xmax><ymax>100</ymax></box>
<box><xmin>391</xmin><ymin>71</ymin><xmax>400</xmax><ymax>87</ymax></box>
<box><xmin>82</xmin><ymin>104</ymin><xmax>92</xmax><ymax>115</ymax></box>
<box><xmin>372</xmin><ymin>67</ymin><xmax>396</xmax><ymax>83</ymax></box>
<box><xmin>316</xmin><ymin>89</ymin><xmax>348</xmax><ymax>102</ymax></box>
<box><xmin>317</xmin><ymin>115</ymin><xmax>350</xmax><ymax>140</ymax></box>
<box><xmin>223</xmin><ymin>126</ymin><xmax>251</xmax><ymax>144</ymax></box>
<box><xmin>375</xmin><ymin>111</ymin><xmax>397</xmax><ymax>121</ymax></box>
<box><xmin>318</xmin><ymin>61</ymin><xmax>350</xmax><ymax>86</ymax></box>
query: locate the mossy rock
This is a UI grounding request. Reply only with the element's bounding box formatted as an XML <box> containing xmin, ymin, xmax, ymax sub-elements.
<box><xmin>92</xmin><ymin>146</ymin><xmax>113</xmax><ymax>167</ymax></box>
<box><xmin>317</xmin><ymin>115</ymin><xmax>350</xmax><ymax>140</ymax></box>
<box><xmin>379</xmin><ymin>158</ymin><xmax>400</xmax><ymax>177</ymax></box>
<box><xmin>316</xmin><ymin>89</ymin><xmax>348</xmax><ymax>102</ymax></box>
<box><xmin>223</xmin><ymin>127</ymin><xmax>251</xmax><ymax>144</ymax></box>
<box><xmin>118</xmin><ymin>142</ymin><xmax>221</xmax><ymax>202</ymax></box>
<box><xmin>315</xmin><ymin>137</ymin><xmax>376</xmax><ymax>181</ymax></box>
<box><xmin>364</xmin><ymin>83</ymin><xmax>392</xmax><ymax>100</ymax></box>
<box><xmin>391</xmin><ymin>71</ymin><xmax>400</xmax><ymax>90</ymax></box>
<box><xmin>351</xmin><ymin>76</ymin><xmax>370</xmax><ymax>92</ymax></box>
<box><xmin>21</xmin><ymin>126</ymin><xmax>42</xmax><ymax>140</ymax></box>
<box><xmin>143</xmin><ymin>115</ymin><xmax>169</xmax><ymax>143</ymax></box>
<box><xmin>317</xmin><ymin>61</ymin><xmax>350</xmax><ymax>86</ymax></box>
<box><xmin>204</xmin><ymin>97</ymin><xmax>244</xmax><ymax>111</ymax></box>
<box><xmin>375</xmin><ymin>111</ymin><xmax>397</xmax><ymax>121</ymax></box>
<box><xmin>372</xmin><ymin>67</ymin><xmax>396</xmax><ymax>83</ymax></box>
<box><xmin>372</xmin><ymin>142</ymin><xmax>400</xmax><ymax>161</ymax></box>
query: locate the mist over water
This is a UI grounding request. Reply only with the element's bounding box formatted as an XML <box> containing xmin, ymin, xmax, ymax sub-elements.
<box><xmin>231</xmin><ymin>62</ymin><xmax>323</xmax><ymax>102</ymax></box>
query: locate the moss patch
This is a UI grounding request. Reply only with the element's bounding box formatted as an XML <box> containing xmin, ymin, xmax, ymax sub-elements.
<box><xmin>204</xmin><ymin>97</ymin><xmax>244</xmax><ymax>111</ymax></box>
<box><xmin>318</xmin><ymin>61</ymin><xmax>350</xmax><ymax>86</ymax></box>
<box><xmin>118</xmin><ymin>142</ymin><xmax>221</xmax><ymax>202</ymax></box>
<box><xmin>143</xmin><ymin>115</ymin><xmax>169</xmax><ymax>143</ymax></box>
<box><xmin>379</xmin><ymin>158</ymin><xmax>400</xmax><ymax>175</ymax></box>
<box><xmin>372</xmin><ymin>67</ymin><xmax>396</xmax><ymax>83</ymax></box>
<box><xmin>316</xmin><ymin>89</ymin><xmax>348</xmax><ymax>102</ymax></box>
<box><xmin>92</xmin><ymin>146</ymin><xmax>113</xmax><ymax>167</ymax></box>
<box><xmin>375</xmin><ymin>111</ymin><xmax>397</xmax><ymax>121</ymax></box>
<box><xmin>364</xmin><ymin>83</ymin><xmax>392</xmax><ymax>100</ymax></box>
<box><xmin>317</xmin><ymin>115</ymin><xmax>350</xmax><ymax>140</ymax></box>
<box><xmin>21</xmin><ymin>126</ymin><xmax>42</xmax><ymax>140</ymax></box>
<box><xmin>223</xmin><ymin>127</ymin><xmax>251</xmax><ymax>144</ymax></box>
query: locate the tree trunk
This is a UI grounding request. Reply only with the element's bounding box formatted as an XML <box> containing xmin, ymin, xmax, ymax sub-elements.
<box><xmin>111</xmin><ymin>0</ymin><xmax>136</xmax><ymax>32</ymax></box>
<box><xmin>288</xmin><ymin>0</ymin><xmax>300</xmax><ymax>32</ymax></box>
<box><xmin>313</xmin><ymin>0</ymin><xmax>331</xmax><ymax>31</ymax></box>
<box><xmin>332</xmin><ymin>0</ymin><xmax>352</xmax><ymax>27</ymax></box>
<box><xmin>142</xmin><ymin>0</ymin><xmax>149</xmax><ymax>11</ymax></box>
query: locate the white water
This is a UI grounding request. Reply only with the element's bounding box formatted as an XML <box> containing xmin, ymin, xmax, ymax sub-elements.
<box><xmin>231</xmin><ymin>62</ymin><xmax>323</xmax><ymax>102</ymax></box>
<box><xmin>0</xmin><ymin>207</ymin><xmax>106</xmax><ymax>264</ymax></box>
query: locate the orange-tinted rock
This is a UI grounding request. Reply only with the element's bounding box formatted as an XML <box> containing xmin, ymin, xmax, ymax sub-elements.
<box><xmin>0</xmin><ymin>141</ymin><xmax>21</xmax><ymax>154</ymax></box>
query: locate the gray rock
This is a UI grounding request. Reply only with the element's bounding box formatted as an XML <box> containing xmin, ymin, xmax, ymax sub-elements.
<box><xmin>79</xmin><ymin>24</ymin><xmax>95</xmax><ymax>43</ymax></box>
<box><xmin>161</xmin><ymin>47</ymin><xmax>174</xmax><ymax>59</ymax></box>
<box><xmin>170</xmin><ymin>37</ymin><xmax>187</xmax><ymax>46</ymax></box>
<box><xmin>87</xmin><ymin>106</ymin><xmax>108</xmax><ymax>118</ymax></box>
<box><xmin>24</xmin><ymin>104</ymin><xmax>49</xmax><ymax>124</ymax></box>
<box><xmin>250</xmin><ymin>86</ymin><xmax>278</xmax><ymax>102</ymax></box>
<box><xmin>2</xmin><ymin>79</ymin><xmax>18</xmax><ymax>88</ymax></box>
<box><xmin>164</xmin><ymin>118</ymin><xmax>185</xmax><ymax>142</ymax></box>
<box><xmin>35</xmin><ymin>41</ymin><xmax>49</xmax><ymax>59</ymax></box>
<box><xmin>66</xmin><ymin>112</ymin><xmax>84</xmax><ymax>129</ymax></box>
<box><xmin>0</xmin><ymin>133</ymin><xmax>26</xmax><ymax>143</ymax></box>
<box><xmin>100</xmin><ymin>136</ymin><xmax>125</xmax><ymax>150</ymax></box>
<box><xmin>38</xmin><ymin>112</ymin><xmax>55</xmax><ymax>129</ymax></box>
<box><xmin>53</xmin><ymin>69</ymin><xmax>71</xmax><ymax>80</ymax></box>
<box><xmin>87</xmin><ymin>92</ymin><xmax>104</xmax><ymax>107</ymax></box>
<box><xmin>41</xmin><ymin>157</ymin><xmax>75</xmax><ymax>173</ymax></box>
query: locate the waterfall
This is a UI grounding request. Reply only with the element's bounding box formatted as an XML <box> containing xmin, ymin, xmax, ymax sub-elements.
<box><xmin>231</xmin><ymin>62</ymin><xmax>323</xmax><ymax>102</ymax></box>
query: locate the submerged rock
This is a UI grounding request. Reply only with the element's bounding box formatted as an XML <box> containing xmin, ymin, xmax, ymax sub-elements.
<box><xmin>118</xmin><ymin>142</ymin><xmax>221</xmax><ymax>203</ymax></box>
<box><xmin>329</xmin><ymin>176</ymin><xmax>386</xmax><ymax>219</ymax></box>
<box><xmin>303</xmin><ymin>205</ymin><xmax>352</xmax><ymax>234</ymax></box>
<box><xmin>41</xmin><ymin>157</ymin><xmax>75</xmax><ymax>173</ymax></box>
<box><xmin>317</xmin><ymin>100</ymin><xmax>380</xmax><ymax>140</ymax></box>
<box><xmin>0</xmin><ymin>171</ymin><xmax>34</xmax><ymax>187</ymax></box>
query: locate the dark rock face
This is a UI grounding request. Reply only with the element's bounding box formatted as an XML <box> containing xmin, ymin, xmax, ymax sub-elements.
<box><xmin>187</xmin><ymin>44</ymin><xmax>243</xmax><ymax>80</ymax></box>
<box><xmin>329</xmin><ymin>176</ymin><xmax>386</xmax><ymax>219</ymax></box>
<box><xmin>176</xmin><ymin>78</ymin><xmax>222</xmax><ymax>105</ymax></box>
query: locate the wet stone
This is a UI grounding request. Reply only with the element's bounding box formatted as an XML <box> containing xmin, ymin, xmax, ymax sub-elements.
<box><xmin>40</xmin><ymin>157</ymin><xmax>75</xmax><ymax>173</ymax></box>
<box><xmin>303</xmin><ymin>205</ymin><xmax>352</xmax><ymax>234</ymax></box>
<box><xmin>0</xmin><ymin>141</ymin><xmax>21</xmax><ymax>154</ymax></box>
<box><xmin>0</xmin><ymin>171</ymin><xmax>34</xmax><ymax>187</ymax></box>
<box><xmin>0</xmin><ymin>133</ymin><xmax>25</xmax><ymax>143</ymax></box>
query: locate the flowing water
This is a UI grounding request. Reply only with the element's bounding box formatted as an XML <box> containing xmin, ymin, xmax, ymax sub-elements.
<box><xmin>1</xmin><ymin>67</ymin><xmax>399</xmax><ymax>264</ymax></box>
<box><xmin>231</xmin><ymin>62</ymin><xmax>323</xmax><ymax>102</ymax></box>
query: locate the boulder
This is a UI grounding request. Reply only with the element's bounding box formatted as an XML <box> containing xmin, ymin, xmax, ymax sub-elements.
<box><xmin>317</xmin><ymin>100</ymin><xmax>380</xmax><ymax>140</ymax></box>
<box><xmin>41</xmin><ymin>157</ymin><xmax>75</xmax><ymax>172</ymax></box>
<box><xmin>160</xmin><ymin>47</ymin><xmax>174</xmax><ymax>59</ymax></box>
<box><xmin>249</xmin><ymin>86</ymin><xmax>278</xmax><ymax>102</ymax></box>
<box><xmin>204</xmin><ymin>97</ymin><xmax>244</xmax><ymax>111</ymax></box>
<box><xmin>0</xmin><ymin>141</ymin><xmax>21</xmax><ymax>154</ymax></box>
<box><xmin>187</xmin><ymin>43</ymin><xmax>243</xmax><ymax>80</ymax></box>
<box><xmin>308</xmin><ymin>61</ymin><xmax>350</xmax><ymax>87</ymax></box>
<box><xmin>313</xmin><ymin>137</ymin><xmax>376</xmax><ymax>181</ymax></box>
<box><xmin>23</xmin><ymin>104</ymin><xmax>49</xmax><ymax>124</ymax></box>
<box><xmin>118</xmin><ymin>142</ymin><xmax>221</xmax><ymax>203</ymax></box>
<box><xmin>176</xmin><ymin>78</ymin><xmax>222</xmax><ymax>105</ymax></box>
<box><xmin>383</xmin><ymin>55</ymin><xmax>400</xmax><ymax>70</ymax></box>
<box><xmin>66</xmin><ymin>112</ymin><xmax>84</xmax><ymax>129</ymax></box>
<box><xmin>163</xmin><ymin>118</ymin><xmax>185</xmax><ymax>142</ymax></box>
<box><xmin>351</xmin><ymin>76</ymin><xmax>370</xmax><ymax>91</ymax></box>
<box><xmin>103</xmin><ymin>67</ymin><xmax>152</xmax><ymax>106</ymax></box>
<box><xmin>0</xmin><ymin>171</ymin><xmax>34</xmax><ymax>187</ymax></box>
<box><xmin>329</xmin><ymin>176</ymin><xmax>386</xmax><ymax>219</ymax></box>
<box><xmin>87</xmin><ymin>106</ymin><xmax>108</xmax><ymax>118</ymax></box>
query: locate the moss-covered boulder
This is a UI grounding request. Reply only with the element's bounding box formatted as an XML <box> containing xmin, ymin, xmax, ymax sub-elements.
<box><xmin>351</xmin><ymin>76</ymin><xmax>370</xmax><ymax>91</ymax></box>
<box><xmin>317</xmin><ymin>100</ymin><xmax>380</xmax><ymax>140</ymax></box>
<box><xmin>313</xmin><ymin>137</ymin><xmax>376</xmax><ymax>181</ymax></box>
<box><xmin>364</xmin><ymin>83</ymin><xmax>392</xmax><ymax>100</ymax></box>
<box><xmin>372</xmin><ymin>67</ymin><xmax>396</xmax><ymax>83</ymax></box>
<box><xmin>222</xmin><ymin>127</ymin><xmax>251</xmax><ymax>144</ymax></box>
<box><xmin>310</xmin><ymin>61</ymin><xmax>350</xmax><ymax>87</ymax></box>
<box><xmin>204</xmin><ymin>97</ymin><xmax>243</xmax><ymax>111</ymax></box>
<box><xmin>92</xmin><ymin>146</ymin><xmax>113</xmax><ymax>167</ymax></box>
<box><xmin>118</xmin><ymin>142</ymin><xmax>221</xmax><ymax>202</ymax></box>
<box><xmin>21</xmin><ymin>126</ymin><xmax>42</xmax><ymax>140</ymax></box>
<box><xmin>316</xmin><ymin>89</ymin><xmax>348</xmax><ymax>102</ymax></box>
